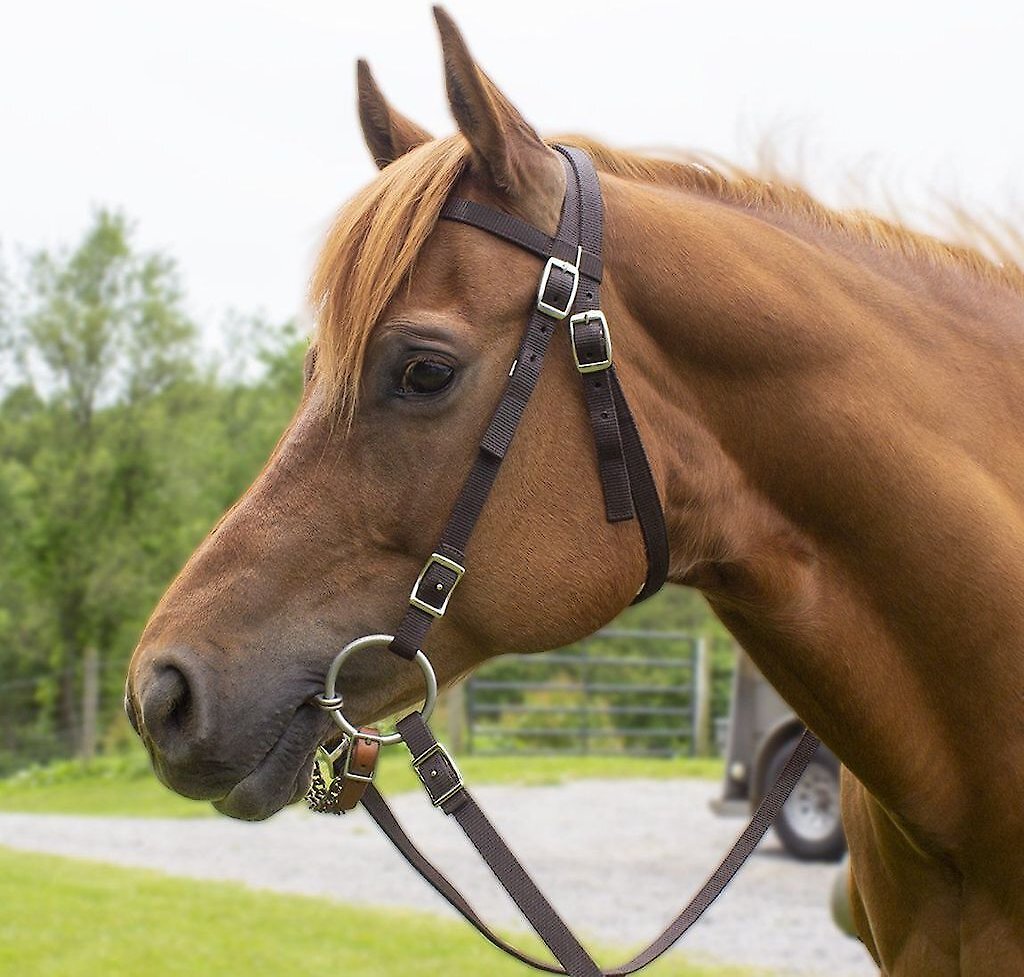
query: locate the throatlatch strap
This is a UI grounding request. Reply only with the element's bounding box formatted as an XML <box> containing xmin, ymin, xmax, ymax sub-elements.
<box><xmin>359</xmin><ymin>714</ymin><xmax>821</xmax><ymax>976</ymax></box>
<box><xmin>556</xmin><ymin>145</ymin><xmax>634</xmax><ymax>524</ymax></box>
<box><xmin>613</xmin><ymin>376</ymin><xmax>669</xmax><ymax>604</ymax></box>
<box><xmin>556</xmin><ymin>146</ymin><xmax>669</xmax><ymax>601</ymax></box>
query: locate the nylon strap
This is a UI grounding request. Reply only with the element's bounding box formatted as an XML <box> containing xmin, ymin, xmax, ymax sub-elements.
<box><xmin>360</xmin><ymin>786</ymin><xmax>566</xmax><ymax>974</ymax></box>
<box><xmin>356</xmin><ymin>713</ymin><xmax>821</xmax><ymax>975</ymax></box>
<box><xmin>558</xmin><ymin>145</ymin><xmax>634</xmax><ymax>524</ymax></box>
<box><xmin>439</xmin><ymin>198</ymin><xmax>604</xmax><ymax>281</ymax></box>
<box><xmin>395</xmin><ymin>713</ymin><xmax>600</xmax><ymax>976</ymax></box>
<box><xmin>556</xmin><ymin>145</ymin><xmax>669</xmax><ymax>601</ymax></box>
<box><xmin>612</xmin><ymin>374</ymin><xmax>669</xmax><ymax>603</ymax></box>
<box><xmin>390</xmin><ymin>153</ymin><xmax>582</xmax><ymax>661</ymax></box>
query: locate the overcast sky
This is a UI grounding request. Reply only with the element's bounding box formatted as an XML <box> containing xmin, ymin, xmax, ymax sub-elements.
<box><xmin>3</xmin><ymin>0</ymin><xmax>1023</xmax><ymax>342</ymax></box>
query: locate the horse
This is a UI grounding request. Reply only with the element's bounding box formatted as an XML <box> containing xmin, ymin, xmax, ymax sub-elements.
<box><xmin>125</xmin><ymin>9</ymin><xmax>1024</xmax><ymax>975</ymax></box>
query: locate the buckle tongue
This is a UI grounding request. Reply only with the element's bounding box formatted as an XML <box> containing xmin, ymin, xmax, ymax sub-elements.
<box><xmin>536</xmin><ymin>247</ymin><xmax>581</xmax><ymax>320</ymax></box>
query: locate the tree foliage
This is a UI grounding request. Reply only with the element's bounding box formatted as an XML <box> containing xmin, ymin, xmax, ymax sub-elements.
<box><xmin>0</xmin><ymin>211</ymin><xmax>304</xmax><ymax>771</ymax></box>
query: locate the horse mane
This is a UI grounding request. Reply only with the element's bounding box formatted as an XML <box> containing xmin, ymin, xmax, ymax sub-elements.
<box><xmin>565</xmin><ymin>134</ymin><xmax>1024</xmax><ymax>296</ymax></box>
<box><xmin>309</xmin><ymin>135</ymin><xmax>468</xmax><ymax>418</ymax></box>
<box><xmin>310</xmin><ymin>134</ymin><xmax>1024</xmax><ymax>419</ymax></box>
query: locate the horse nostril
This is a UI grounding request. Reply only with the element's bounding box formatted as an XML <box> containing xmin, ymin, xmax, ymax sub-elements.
<box><xmin>139</xmin><ymin>663</ymin><xmax>195</xmax><ymax>758</ymax></box>
<box><xmin>129</xmin><ymin>648</ymin><xmax>227</xmax><ymax>800</ymax></box>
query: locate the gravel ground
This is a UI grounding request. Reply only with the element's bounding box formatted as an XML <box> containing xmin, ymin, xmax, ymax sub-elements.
<box><xmin>0</xmin><ymin>778</ymin><xmax>876</xmax><ymax>977</ymax></box>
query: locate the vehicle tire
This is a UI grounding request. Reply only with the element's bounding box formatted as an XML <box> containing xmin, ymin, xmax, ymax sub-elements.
<box><xmin>765</xmin><ymin>740</ymin><xmax>846</xmax><ymax>862</ymax></box>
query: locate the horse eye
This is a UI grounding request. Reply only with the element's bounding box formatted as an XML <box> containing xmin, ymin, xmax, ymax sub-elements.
<box><xmin>398</xmin><ymin>359</ymin><xmax>455</xmax><ymax>396</ymax></box>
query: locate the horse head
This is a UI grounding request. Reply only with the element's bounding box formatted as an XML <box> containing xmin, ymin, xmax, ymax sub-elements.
<box><xmin>125</xmin><ymin>10</ymin><xmax>669</xmax><ymax>820</ymax></box>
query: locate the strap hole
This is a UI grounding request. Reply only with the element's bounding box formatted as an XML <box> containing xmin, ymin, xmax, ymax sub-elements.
<box><xmin>593</xmin><ymin>380</ymin><xmax>602</xmax><ymax>388</ymax></box>
<box><xmin>529</xmin><ymin>354</ymin><xmax>536</xmax><ymax>362</ymax></box>
<box><xmin>601</xmin><ymin>411</ymin><xmax>609</xmax><ymax>419</ymax></box>
<box><xmin>586</xmin><ymin>292</ymin><xmax>594</xmax><ymax>300</ymax></box>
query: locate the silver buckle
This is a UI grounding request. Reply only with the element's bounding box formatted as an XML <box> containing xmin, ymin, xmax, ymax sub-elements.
<box><xmin>569</xmin><ymin>310</ymin><xmax>613</xmax><ymax>373</ymax></box>
<box><xmin>411</xmin><ymin>742</ymin><xmax>464</xmax><ymax>807</ymax></box>
<box><xmin>536</xmin><ymin>248</ymin><xmax>581</xmax><ymax>320</ymax></box>
<box><xmin>409</xmin><ymin>552</ymin><xmax>465</xmax><ymax>617</ymax></box>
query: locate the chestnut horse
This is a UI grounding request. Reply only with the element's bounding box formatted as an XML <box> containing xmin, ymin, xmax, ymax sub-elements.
<box><xmin>126</xmin><ymin>9</ymin><xmax>1024</xmax><ymax>976</ymax></box>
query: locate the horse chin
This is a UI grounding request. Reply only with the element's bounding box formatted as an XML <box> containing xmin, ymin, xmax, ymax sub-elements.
<box><xmin>212</xmin><ymin>706</ymin><xmax>322</xmax><ymax>821</ymax></box>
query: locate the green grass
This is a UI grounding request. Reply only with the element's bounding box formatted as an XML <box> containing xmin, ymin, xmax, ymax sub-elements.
<box><xmin>0</xmin><ymin>846</ymin><xmax>756</xmax><ymax>977</ymax></box>
<box><xmin>0</xmin><ymin>751</ymin><xmax>208</xmax><ymax>818</ymax></box>
<box><xmin>0</xmin><ymin>749</ymin><xmax>723</xmax><ymax>818</ymax></box>
<box><xmin>381</xmin><ymin>752</ymin><xmax>725</xmax><ymax>793</ymax></box>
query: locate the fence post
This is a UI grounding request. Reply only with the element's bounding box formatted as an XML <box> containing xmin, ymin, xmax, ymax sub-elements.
<box><xmin>446</xmin><ymin>681</ymin><xmax>467</xmax><ymax>755</ymax></box>
<box><xmin>580</xmin><ymin>652</ymin><xmax>590</xmax><ymax>756</ymax></box>
<box><xmin>693</xmin><ymin>636</ymin><xmax>711</xmax><ymax>757</ymax></box>
<box><xmin>81</xmin><ymin>647</ymin><xmax>100</xmax><ymax>762</ymax></box>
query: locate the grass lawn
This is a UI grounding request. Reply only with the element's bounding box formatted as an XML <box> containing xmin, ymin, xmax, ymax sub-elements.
<box><xmin>0</xmin><ymin>749</ymin><xmax>724</xmax><ymax>818</ymax></box>
<box><xmin>0</xmin><ymin>846</ymin><xmax>755</xmax><ymax>977</ymax></box>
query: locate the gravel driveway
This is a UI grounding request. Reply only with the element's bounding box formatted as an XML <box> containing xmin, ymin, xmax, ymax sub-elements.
<box><xmin>0</xmin><ymin>778</ymin><xmax>876</xmax><ymax>976</ymax></box>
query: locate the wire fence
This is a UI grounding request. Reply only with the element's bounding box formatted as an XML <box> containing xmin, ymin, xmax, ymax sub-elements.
<box><xmin>0</xmin><ymin>654</ymin><xmax>127</xmax><ymax>777</ymax></box>
<box><xmin>0</xmin><ymin>630</ymin><xmax>739</xmax><ymax>774</ymax></box>
<box><xmin>463</xmin><ymin>629</ymin><xmax>736</xmax><ymax>758</ymax></box>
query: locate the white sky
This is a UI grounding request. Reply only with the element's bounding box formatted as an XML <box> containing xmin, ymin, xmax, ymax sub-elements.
<box><xmin>3</xmin><ymin>0</ymin><xmax>1023</xmax><ymax>341</ymax></box>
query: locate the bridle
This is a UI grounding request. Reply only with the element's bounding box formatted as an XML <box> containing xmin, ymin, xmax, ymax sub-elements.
<box><xmin>310</xmin><ymin>146</ymin><xmax>821</xmax><ymax>975</ymax></box>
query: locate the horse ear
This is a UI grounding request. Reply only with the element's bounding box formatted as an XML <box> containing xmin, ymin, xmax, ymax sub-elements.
<box><xmin>433</xmin><ymin>7</ymin><xmax>563</xmax><ymax>222</ymax></box>
<box><xmin>357</xmin><ymin>59</ymin><xmax>433</xmax><ymax>169</ymax></box>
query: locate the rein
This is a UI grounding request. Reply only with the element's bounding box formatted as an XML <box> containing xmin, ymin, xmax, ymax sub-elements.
<box><xmin>310</xmin><ymin>146</ymin><xmax>821</xmax><ymax>975</ymax></box>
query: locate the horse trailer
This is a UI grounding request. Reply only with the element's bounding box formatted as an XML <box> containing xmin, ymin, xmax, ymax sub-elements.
<box><xmin>713</xmin><ymin>651</ymin><xmax>847</xmax><ymax>862</ymax></box>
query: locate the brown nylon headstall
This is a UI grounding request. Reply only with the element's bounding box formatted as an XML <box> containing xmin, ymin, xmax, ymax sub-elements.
<box><xmin>310</xmin><ymin>146</ymin><xmax>819</xmax><ymax>976</ymax></box>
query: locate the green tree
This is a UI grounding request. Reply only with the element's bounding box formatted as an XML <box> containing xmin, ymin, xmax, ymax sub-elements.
<box><xmin>2</xmin><ymin>211</ymin><xmax>198</xmax><ymax>751</ymax></box>
<box><xmin>0</xmin><ymin>210</ymin><xmax>304</xmax><ymax>769</ymax></box>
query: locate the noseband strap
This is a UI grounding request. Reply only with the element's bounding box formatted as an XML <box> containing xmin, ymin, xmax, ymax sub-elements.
<box><xmin>389</xmin><ymin>146</ymin><xmax>669</xmax><ymax>663</ymax></box>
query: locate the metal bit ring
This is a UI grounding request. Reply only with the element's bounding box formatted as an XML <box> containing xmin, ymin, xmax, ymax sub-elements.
<box><xmin>318</xmin><ymin>633</ymin><xmax>437</xmax><ymax>746</ymax></box>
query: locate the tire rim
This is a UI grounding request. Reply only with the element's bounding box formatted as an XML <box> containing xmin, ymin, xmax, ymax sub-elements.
<box><xmin>782</xmin><ymin>762</ymin><xmax>840</xmax><ymax>842</ymax></box>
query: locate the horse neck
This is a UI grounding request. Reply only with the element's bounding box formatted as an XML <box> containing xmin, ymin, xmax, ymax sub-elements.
<box><xmin>602</xmin><ymin>173</ymin><xmax>1024</xmax><ymax>833</ymax></box>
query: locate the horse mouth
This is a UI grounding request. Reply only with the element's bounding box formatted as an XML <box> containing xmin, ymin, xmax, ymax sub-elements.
<box><xmin>212</xmin><ymin>705</ymin><xmax>325</xmax><ymax>821</ymax></box>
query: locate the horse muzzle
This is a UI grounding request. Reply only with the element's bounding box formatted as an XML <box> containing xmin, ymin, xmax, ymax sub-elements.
<box><xmin>126</xmin><ymin>644</ymin><xmax>326</xmax><ymax>819</ymax></box>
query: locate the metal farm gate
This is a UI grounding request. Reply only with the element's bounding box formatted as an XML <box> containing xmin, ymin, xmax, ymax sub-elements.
<box><xmin>461</xmin><ymin>629</ymin><xmax>730</xmax><ymax>758</ymax></box>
